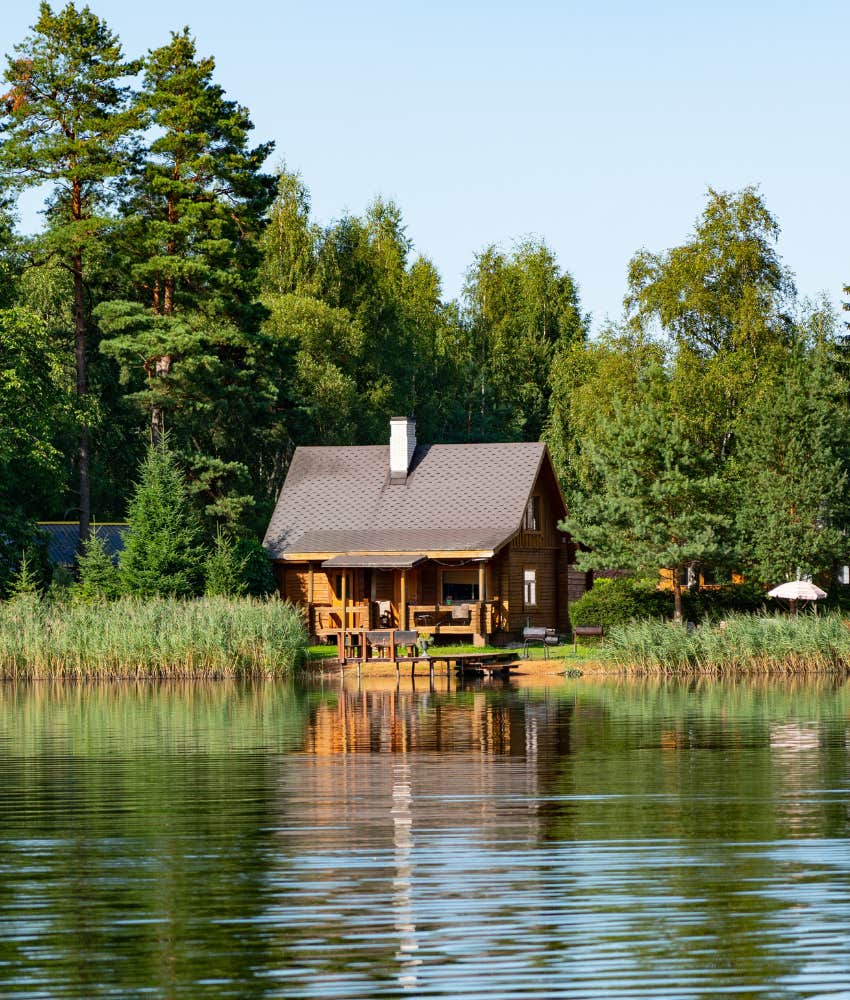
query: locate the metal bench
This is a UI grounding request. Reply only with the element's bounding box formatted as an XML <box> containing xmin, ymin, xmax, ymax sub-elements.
<box><xmin>572</xmin><ymin>625</ymin><xmax>604</xmax><ymax>652</ymax></box>
<box><xmin>522</xmin><ymin>626</ymin><xmax>561</xmax><ymax>659</ymax></box>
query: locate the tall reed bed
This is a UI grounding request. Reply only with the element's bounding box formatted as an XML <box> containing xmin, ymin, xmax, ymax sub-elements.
<box><xmin>605</xmin><ymin>613</ymin><xmax>850</xmax><ymax>673</ymax></box>
<box><xmin>0</xmin><ymin>596</ymin><xmax>309</xmax><ymax>678</ymax></box>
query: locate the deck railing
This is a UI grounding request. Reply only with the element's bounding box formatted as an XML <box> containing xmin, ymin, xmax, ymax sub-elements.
<box><xmin>406</xmin><ymin>600</ymin><xmax>497</xmax><ymax>634</ymax></box>
<box><xmin>310</xmin><ymin>604</ymin><xmax>370</xmax><ymax>634</ymax></box>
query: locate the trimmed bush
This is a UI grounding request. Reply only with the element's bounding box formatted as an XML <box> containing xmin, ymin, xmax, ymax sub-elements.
<box><xmin>569</xmin><ymin>577</ymin><xmax>669</xmax><ymax>628</ymax></box>
<box><xmin>570</xmin><ymin>577</ymin><xmax>770</xmax><ymax>629</ymax></box>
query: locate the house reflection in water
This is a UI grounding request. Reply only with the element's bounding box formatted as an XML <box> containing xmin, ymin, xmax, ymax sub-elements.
<box><xmin>281</xmin><ymin>683</ymin><xmax>575</xmax><ymax>991</ymax></box>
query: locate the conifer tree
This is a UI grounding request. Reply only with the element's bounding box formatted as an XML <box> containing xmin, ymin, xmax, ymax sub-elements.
<box><xmin>8</xmin><ymin>553</ymin><xmax>42</xmax><ymax>602</ymax></box>
<box><xmin>120</xmin><ymin>439</ymin><xmax>202</xmax><ymax>597</ymax></box>
<box><xmin>98</xmin><ymin>29</ymin><xmax>280</xmax><ymax>528</ymax></box>
<box><xmin>565</xmin><ymin>373</ymin><xmax>731</xmax><ymax>622</ymax></box>
<box><xmin>100</xmin><ymin>28</ymin><xmax>275</xmax><ymax>439</ymax></box>
<box><xmin>75</xmin><ymin>528</ymin><xmax>120</xmax><ymax>601</ymax></box>
<box><xmin>0</xmin><ymin>2</ymin><xmax>140</xmax><ymax>545</ymax></box>
<box><xmin>204</xmin><ymin>527</ymin><xmax>247</xmax><ymax>597</ymax></box>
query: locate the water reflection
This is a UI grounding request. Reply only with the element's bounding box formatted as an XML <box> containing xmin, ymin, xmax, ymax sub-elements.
<box><xmin>0</xmin><ymin>676</ymin><xmax>849</xmax><ymax>997</ymax></box>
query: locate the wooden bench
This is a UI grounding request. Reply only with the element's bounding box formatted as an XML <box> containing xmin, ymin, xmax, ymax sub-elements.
<box><xmin>522</xmin><ymin>626</ymin><xmax>561</xmax><ymax>659</ymax></box>
<box><xmin>572</xmin><ymin>625</ymin><xmax>604</xmax><ymax>652</ymax></box>
<box><xmin>366</xmin><ymin>629</ymin><xmax>419</xmax><ymax>659</ymax></box>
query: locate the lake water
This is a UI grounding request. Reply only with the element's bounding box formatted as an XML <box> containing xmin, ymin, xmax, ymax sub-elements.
<box><xmin>1</xmin><ymin>675</ymin><xmax>850</xmax><ymax>999</ymax></box>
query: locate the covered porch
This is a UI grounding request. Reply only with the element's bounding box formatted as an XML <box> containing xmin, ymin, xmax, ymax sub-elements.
<box><xmin>302</xmin><ymin>553</ymin><xmax>501</xmax><ymax>647</ymax></box>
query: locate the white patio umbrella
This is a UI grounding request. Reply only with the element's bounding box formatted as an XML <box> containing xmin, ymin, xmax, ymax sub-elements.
<box><xmin>767</xmin><ymin>580</ymin><xmax>827</xmax><ymax>615</ymax></box>
<box><xmin>767</xmin><ymin>581</ymin><xmax>828</xmax><ymax>601</ymax></box>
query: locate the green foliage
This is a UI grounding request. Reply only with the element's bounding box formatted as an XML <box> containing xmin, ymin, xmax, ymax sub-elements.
<box><xmin>683</xmin><ymin>583</ymin><xmax>768</xmax><ymax>620</ymax></box>
<box><xmin>0</xmin><ymin>596</ymin><xmax>308</xmax><ymax>676</ymax></box>
<box><xmin>569</xmin><ymin>577</ymin><xmax>669</xmax><ymax>628</ymax></box>
<box><xmin>463</xmin><ymin>240</ymin><xmax>588</xmax><ymax>441</ymax></box>
<box><xmin>74</xmin><ymin>529</ymin><xmax>120</xmax><ymax>601</ymax></box>
<box><xmin>0</xmin><ymin>1</ymin><xmax>142</xmax><ymax>537</ymax></box>
<box><xmin>565</xmin><ymin>372</ymin><xmax>732</xmax><ymax>619</ymax></box>
<box><xmin>734</xmin><ymin>338</ymin><xmax>850</xmax><ymax>583</ymax></box>
<box><xmin>626</xmin><ymin>187</ymin><xmax>794</xmax><ymax>462</ymax></box>
<box><xmin>8</xmin><ymin>552</ymin><xmax>42</xmax><ymax>602</ymax></box>
<box><xmin>235</xmin><ymin>537</ymin><xmax>276</xmax><ymax>597</ymax></box>
<box><xmin>0</xmin><ymin>305</ymin><xmax>70</xmax><ymax>591</ymax></box>
<box><xmin>204</xmin><ymin>528</ymin><xmax>248</xmax><ymax>597</ymax></box>
<box><xmin>120</xmin><ymin>440</ymin><xmax>202</xmax><ymax>597</ymax></box>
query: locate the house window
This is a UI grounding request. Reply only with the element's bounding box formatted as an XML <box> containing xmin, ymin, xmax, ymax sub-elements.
<box><xmin>523</xmin><ymin>569</ymin><xmax>537</xmax><ymax>607</ymax></box>
<box><xmin>522</xmin><ymin>496</ymin><xmax>540</xmax><ymax>532</ymax></box>
<box><xmin>442</xmin><ymin>569</ymin><xmax>479</xmax><ymax>603</ymax></box>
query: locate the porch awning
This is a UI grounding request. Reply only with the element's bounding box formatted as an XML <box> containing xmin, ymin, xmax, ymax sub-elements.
<box><xmin>321</xmin><ymin>554</ymin><xmax>427</xmax><ymax>570</ymax></box>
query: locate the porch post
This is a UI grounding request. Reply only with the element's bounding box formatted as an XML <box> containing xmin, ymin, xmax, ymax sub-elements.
<box><xmin>474</xmin><ymin>561</ymin><xmax>487</xmax><ymax>647</ymax></box>
<box><xmin>400</xmin><ymin>569</ymin><xmax>407</xmax><ymax>630</ymax></box>
<box><xmin>341</xmin><ymin>571</ymin><xmax>347</xmax><ymax>631</ymax></box>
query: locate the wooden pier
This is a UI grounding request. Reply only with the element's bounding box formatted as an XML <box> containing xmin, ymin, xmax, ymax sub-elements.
<box><xmin>330</xmin><ymin>628</ymin><xmax>520</xmax><ymax>677</ymax></box>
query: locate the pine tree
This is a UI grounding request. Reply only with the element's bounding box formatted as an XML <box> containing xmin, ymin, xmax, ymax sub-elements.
<box><xmin>565</xmin><ymin>373</ymin><xmax>731</xmax><ymax>622</ymax></box>
<box><xmin>120</xmin><ymin>439</ymin><xmax>202</xmax><ymax>597</ymax></box>
<box><xmin>98</xmin><ymin>29</ymin><xmax>279</xmax><ymax>530</ymax></box>
<box><xmin>0</xmin><ymin>2</ymin><xmax>140</xmax><ymax>546</ymax></box>
<box><xmin>75</xmin><ymin>528</ymin><xmax>120</xmax><ymax>601</ymax></box>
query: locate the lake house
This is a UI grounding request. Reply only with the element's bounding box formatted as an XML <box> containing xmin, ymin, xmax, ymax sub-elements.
<box><xmin>262</xmin><ymin>418</ymin><xmax>590</xmax><ymax>646</ymax></box>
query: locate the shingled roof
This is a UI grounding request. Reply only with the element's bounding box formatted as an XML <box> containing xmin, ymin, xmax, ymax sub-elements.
<box><xmin>39</xmin><ymin>522</ymin><xmax>128</xmax><ymax>567</ymax></box>
<box><xmin>263</xmin><ymin>442</ymin><xmax>563</xmax><ymax>559</ymax></box>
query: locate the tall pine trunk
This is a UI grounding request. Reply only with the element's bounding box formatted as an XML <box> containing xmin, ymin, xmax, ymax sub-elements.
<box><xmin>72</xmin><ymin>247</ymin><xmax>90</xmax><ymax>547</ymax></box>
<box><xmin>672</xmin><ymin>567</ymin><xmax>683</xmax><ymax>623</ymax></box>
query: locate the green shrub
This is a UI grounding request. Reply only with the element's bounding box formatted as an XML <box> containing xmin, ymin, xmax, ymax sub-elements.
<box><xmin>569</xmin><ymin>576</ymin><xmax>670</xmax><ymax>628</ymax></box>
<box><xmin>235</xmin><ymin>537</ymin><xmax>276</xmax><ymax>596</ymax></box>
<box><xmin>682</xmin><ymin>582</ymin><xmax>768</xmax><ymax>621</ymax></box>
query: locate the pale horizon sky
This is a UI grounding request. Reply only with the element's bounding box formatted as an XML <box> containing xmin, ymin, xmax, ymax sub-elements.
<box><xmin>4</xmin><ymin>0</ymin><xmax>848</xmax><ymax>331</ymax></box>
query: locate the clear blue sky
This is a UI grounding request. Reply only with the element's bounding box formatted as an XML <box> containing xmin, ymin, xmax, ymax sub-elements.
<box><xmin>5</xmin><ymin>0</ymin><xmax>848</xmax><ymax>331</ymax></box>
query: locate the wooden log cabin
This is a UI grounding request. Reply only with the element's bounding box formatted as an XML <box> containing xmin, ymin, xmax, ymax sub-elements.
<box><xmin>263</xmin><ymin>418</ymin><xmax>591</xmax><ymax>646</ymax></box>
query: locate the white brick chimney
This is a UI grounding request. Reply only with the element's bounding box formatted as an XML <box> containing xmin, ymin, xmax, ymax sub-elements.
<box><xmin>389</xmin><ymin>417</ymin><xmax>416</xmax><ymax>481</ymax></box>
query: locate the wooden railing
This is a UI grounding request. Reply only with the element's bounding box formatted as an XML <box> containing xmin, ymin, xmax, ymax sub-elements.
<box><xmin>406</xmin><ymin>601</ymin><xmax>497</xmax><ymax>634</ymax></box>
<box><xmin>311</xmin><ymin>604</ymin><xmax>370</xmax><ymax>634</ymax></box>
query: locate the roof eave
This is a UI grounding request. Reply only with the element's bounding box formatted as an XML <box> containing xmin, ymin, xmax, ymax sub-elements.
<box><xmin>276</xmin><ymin>548</ymin><xmax>496</xmax><ymax>561</ymax></box>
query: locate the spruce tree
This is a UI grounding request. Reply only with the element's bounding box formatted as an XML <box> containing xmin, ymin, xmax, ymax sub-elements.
<box><xmin>120</xmin><ymin>439</ymin><xmax>202</xmax><ymax>598</ymax></box>
<box><xmin>8</xmin><ymin>553</ymin><xmax>41</xmax><ymax>602</ymax></box>
<box><xmin>75</xmin><ymin>528</ymin><xmax>120</xmax><ymax>601</ymax></box>
<box><xmin>204</xmin><ymin>527</ymin><xmax>247</xmax><ymax>597</ymax></box>
<box><xmin>0</xmin><ymin>3</ymin><xmax>140</xmax><ymax>545</ymax></box>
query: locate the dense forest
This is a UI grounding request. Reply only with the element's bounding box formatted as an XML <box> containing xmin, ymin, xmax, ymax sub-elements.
<box><xmin>2</xmin><ymin>3</ymin><xmax>850</xmax><ymax>607</ymax></box>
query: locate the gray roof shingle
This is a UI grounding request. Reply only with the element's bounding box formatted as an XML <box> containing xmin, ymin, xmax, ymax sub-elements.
<box><xmin>263</xmin><ymin>442</ymin><xmax>559</xmax><ymax>558</ymax></box>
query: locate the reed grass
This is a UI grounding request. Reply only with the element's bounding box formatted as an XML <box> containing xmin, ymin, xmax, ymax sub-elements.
<box><xmin>605</xmin><ymin>613</ymin><xmax>850</xmax><ymax>673</ymax></box>
<box><xmin>0</xmin><ymin>596</ymin><xmax>308</xmax><ymax>678</ymax></box>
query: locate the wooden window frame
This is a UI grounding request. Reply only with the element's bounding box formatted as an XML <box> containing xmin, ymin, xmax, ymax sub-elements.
<box><xmin>522</xmin><ymin>495</ymin><xmax>541</xmax><ymax>533</ymax></box>
<box><xmin>523</xmin><ymin>567</ymin><xmax>537</xmax><ymax>608</ymax></box>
